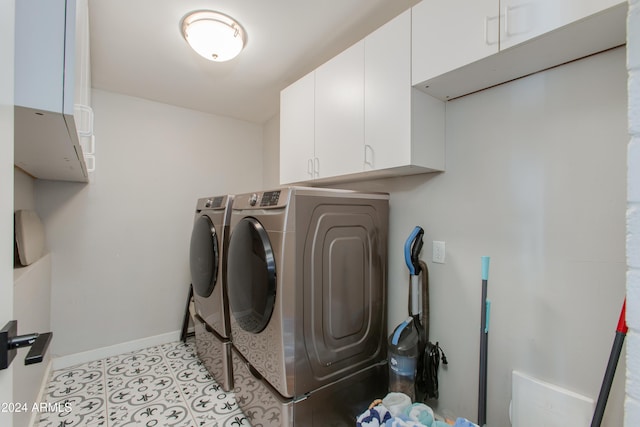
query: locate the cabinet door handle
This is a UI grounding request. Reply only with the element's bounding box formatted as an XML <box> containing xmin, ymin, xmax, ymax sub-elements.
<box><xmin>504</xmin><ymin>4</ymin><xmax>529</xmax><ymax>38</ymax></box>
<box><xmin>484</xmin><ymin>15</ymin><xmax>499</xmax><ymax>46</ymax></box>
<box><xmin>364</xmin><ymin>145</ymin><xmax>374</xmax><ymax>169</ymax></box>
<box><xmin>313</xmin><ymin>157</ymin><xmax>320</xmax><ymax>178</ymax></box>
<box><xmin>307</xmin><ymin>158</ymin><xmax>314</xmax><ymax>177</ymax></box>
<box><xmin>73</xmin><ymin>104</ymin><xmax>94</xmax><ymax>137</ymax></box>
<box><xmin>84</xmin><ymin>154</ymin><xmax>95</xmax><ymax>173</ymax></box>
<box><xmin>504</xmin><ymin>5</ymin><xmax>511</xmax><ymax>37</ymax></box>
<box><xmin>81</xmin><ymin>135</ymin><xmax>96</xmax><ymax>173</ymax></box>
<box><xmin>83</xmin><ymin>134</ymin><xmax>95</xmax><ymax>155</ymax></box>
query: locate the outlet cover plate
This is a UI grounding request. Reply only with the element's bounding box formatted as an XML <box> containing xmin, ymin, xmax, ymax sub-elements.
<box><xmin>433</xmin><ymin>241</ymin><xmax>445</xmax><ymax>263</ymax></box>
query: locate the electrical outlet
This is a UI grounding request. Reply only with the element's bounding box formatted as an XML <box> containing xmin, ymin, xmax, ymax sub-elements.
<box><xmin>433</xmin><ymin>241</ymin><xmax>445</xmax><ymax>264</ymax></box>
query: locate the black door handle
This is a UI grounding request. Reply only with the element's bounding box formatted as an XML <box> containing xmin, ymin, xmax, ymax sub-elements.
<box><xmin>0</xmin><ymin>321</ymin><xmax>53</xmax><ymax>370</ymax></box>
<box><xmin>25</xmin><ymin>332</ymin><xmax>52</xmax><ymax>365</ymax></box>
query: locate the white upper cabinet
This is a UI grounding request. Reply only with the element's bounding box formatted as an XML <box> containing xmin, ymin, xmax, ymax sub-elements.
<box><xmin>280</xmin><ymin>72</ymin><xmax>315</xmax><ymax>184</ymax></box>
<box><xmin>365</xmin><ymin>10</ymin><xmax>412</xmax><ymax>170</ymax></box>
<box><xmin>279</xmin><ymin>9</ymin><xmax>445</xmax><ymax>185</ymax></box>
<box><xmin>500</xmin><ymin>0</ymin><xmax>624</xmax><ymax>49</ymax></box>
<box><xmin>314</xmin><ymin>41</ymin><xmax>365</xmax><ymax>180</ymax></box>
<box><xmin>14</xmin><ymin>0</ymin><xmax>91</xmax><ymax>182</ymax></box>
<box><xmin>366</xmin><ymin>9</ymin><xmax>444</xmax><ymax>174</ymax></box>
<box><xmin>412</xmin><ymin>0</ymin><xmax>499</xmax><ymax>86</ymax></box>
<box><xmin>412</xmin><ymin>0</ymin><xmax>627</xmax><ymax>100</ymax></box>
<box><xmin>280</xmin><ymin>42</ymin><xmax>366</xmax><ymax>184</ymax></box>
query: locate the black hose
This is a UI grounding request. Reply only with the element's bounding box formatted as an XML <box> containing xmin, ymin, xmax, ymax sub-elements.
<box><xmin>409</xmin><ymin>260</ymin><xmax>437</xmax><ymax>401</ymax></box>
<box><xmin>419</xmin><ymin>261</ymin><xmax>429</xmax><ymax>344</ymax></box>
<box><xmin>411</xmin><ymin>260</ymin><xmax>448</xmax><ymax>401</ymax></box>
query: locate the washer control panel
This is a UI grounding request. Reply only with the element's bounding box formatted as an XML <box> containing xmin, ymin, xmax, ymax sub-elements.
<box><xmin>236</xmin><ymin>189</ymin><xmax>288</xmax><ymax>209</ymax></box>
<box><xmin>233</xmin><ymin>188</ymin><xmax>292</xmax><ymax>211</ymax></box>
<box><xmin>260</xmin><ymin>191</ymin><xmax>281</xmax><ymax>207</ymax></box>
<box><xmin>197</xmin><ymin>195</ymin><xmax>227</xmax><ymax>211</ymax></box>
<box><xmin>205</xmin><ymin>196</ymin><xmax>224</xmax><ymax>208</ymax></box>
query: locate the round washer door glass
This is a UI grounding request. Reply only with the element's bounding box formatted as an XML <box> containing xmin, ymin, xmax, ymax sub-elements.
<box><xmin>227</xmin><ymin>217</ymin><xmax>276</xmax><ymax>333</ymax></box>
<box><xmin>189</xmin><ymin>215</ymin><xmax>219</xmax><ymax>298</ymax></box>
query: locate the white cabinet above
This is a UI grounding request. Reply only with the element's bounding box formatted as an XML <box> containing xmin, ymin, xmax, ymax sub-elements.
<box><xmin>280</xmin><ymin>72</ymin><xmax>315</xmax><ymax>184</ymax></box>
<box><xmin>499</xmin><ymin>0</ymin><xmax>625</xmax><ymax>50</ymax></box>
<box><xmin>280</xmin><ymin>10</ymin><xmax>445</xmax><ymax>186</ymax></box>
<box><xmin>364</xmin><ymin>10</ymin><xmax>444</xmax><ymax>176</ymax></box>
<box><xmin>314</xmin><ymin>41</ymin><xmax>365</xmax><ymax>180</ymax></box>
<box><xmin>14</xmin><ymin>0</ymin><xmax>91</xmax><ymax>183</ymax></box>
<box><xmin>412</xmin><ymin>0</ymin><xmax>499</xmax><ymax>87</ymax></box>
<box><xmin>412</xmin><ymin>0</ymin><xmax>627</xmax><ymax>101</ymax></box>
<box><xmin>280</xmin><ymin>42</ymin><xmax>368</xmax><ymax>185</ymax></box>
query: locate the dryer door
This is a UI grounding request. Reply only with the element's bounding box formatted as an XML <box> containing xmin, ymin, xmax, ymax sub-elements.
<box><xmin>190</xmin><ymin>215</ymin><xmax>219</xmax><ymax>298</ymax></box>
<box><xmin>227</xmin><ymin>217</ymin><xmax>277</xmax><ymax>333</ymax></box>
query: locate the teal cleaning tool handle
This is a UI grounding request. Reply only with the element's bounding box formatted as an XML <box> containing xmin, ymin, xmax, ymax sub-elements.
<box><xmin>481</xmin><ymin>256</ymin><xmax>490</xmax><ymax>281</ymax></box>
<box><xmin>404</xmin><ymin>226</ymin><xmax>424</xmax><ymax>275</ymax></box>
<box><xmin>485</xmin><ymin>300</ymin><xmax>491</xmax><ymax>333</ymax></box>
<box><xmin>392</xmin><ymin>317</ymin><xmax>413</xmax><ymax>346</ymax></box>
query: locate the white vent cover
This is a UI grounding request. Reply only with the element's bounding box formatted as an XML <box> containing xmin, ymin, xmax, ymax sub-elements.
<box><xmin>511</xmin><ymin>371</ymin><xmax>594</xmax><ymax>427</ymax></box>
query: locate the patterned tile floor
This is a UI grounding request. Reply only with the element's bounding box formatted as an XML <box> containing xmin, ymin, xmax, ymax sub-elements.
<box><xmin>37</xmin><ymin>339</ymin><xmax>251</xmax><ymax>427</ymax></box>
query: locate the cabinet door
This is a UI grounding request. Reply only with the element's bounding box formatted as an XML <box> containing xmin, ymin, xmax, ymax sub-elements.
<box><xmin>500</xmin><ymin>0</ymin><xmax>624</xmax><ymax>50</ymax></box>
<box><xmin>74</xmin><ymin>0</ymin><xmax>91</xmax><ymax>108</ymax></box>
<box><xmin>280</xmin><ymin>71</ymin><xmax>315</xmax><ymax>184</ymax></box>
<box><xmin>314</xmin><ymin>41</ymin><xmax>365</xmax><ymax>179</ymax></box>
<box><xmin>14</xmin><ymin>0</ymin><xmax>67</xmax><ymax>112</ymax></box>
<box><xmin>365</xmin><ymin>10</ymin><xmax>411</xmax><ymax>170</ymax></box>
<box><xmin>412</xmin><ymin>0</ymin><xmax>499</xmax><ymax>86</ymax></box>
<box><xmin>14</xmin><ymin>0</ymin><xmax>89</xmax><ymax>183</ymax></box>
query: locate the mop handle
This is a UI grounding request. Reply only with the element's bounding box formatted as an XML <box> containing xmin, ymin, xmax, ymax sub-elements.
<box><xmin>478</xmin><ymin>256</ymin><xmax>490</xmax><ymax>427</ymax></box>
<box><xmin>482</xmin><ymin>256</ymin><xmax>490</xmax><ymax>281</ymax></box>
<box><xmin>480</xmin><ymin>256</ymin><xmax>490</xmax><ymax>338</ymax></box>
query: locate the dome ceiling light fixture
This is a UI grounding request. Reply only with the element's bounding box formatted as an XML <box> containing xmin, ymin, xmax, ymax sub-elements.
<box><xmin>181</xmin><ymin>10</ymin><xmax>246</xmax><ymax>62</ymax></box>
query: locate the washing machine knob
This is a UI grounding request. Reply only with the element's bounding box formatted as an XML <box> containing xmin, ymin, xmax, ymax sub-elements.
<box><xmin>205</xmin><ymin>199</ymin><xmax>213</xmax><ymax>208</ymax></box>
<box><xmin>249</xmin><ymin>193</ymin><xmax>258</xmax><ymax>206</ymax></box>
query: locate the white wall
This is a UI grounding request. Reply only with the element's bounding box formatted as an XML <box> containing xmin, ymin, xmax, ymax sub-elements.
<box><xmin>262</xmin><ymin>113</ymin><xmax>280</xmax><ymax>189</ymax></box>
<box><xmin>626</xmin><ymin>0</ymin><xmax>640</xmax><ymax>424</ymax></box>
<box><xmin>13</xmin><ymin>169</ymin><xmax>52</xmax><ymax>427</ymax></box>
<box><xmin>14</xmin><ymin>169</ymin><xmax>35</xmax><ymax>211</ymax></box>
<box><xmin>336</xmin><ymin>47</ymin><xmax>627</xmax><ymax>426</ymax></box>
<box><xmin>13</xmin><ymin>254</ymin><xmax>51</xmax><ymax>427</ymax></box>
<box><xmin>35</xmin><ymin>89</ymin><xmax>263</xmax><ymax>358</ymax></box>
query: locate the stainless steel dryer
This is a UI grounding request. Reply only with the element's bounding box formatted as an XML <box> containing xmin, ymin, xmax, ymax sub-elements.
<box><xmin>189</xmin><ymin>195</ymin><xmax>233</xmax><ymax>391</ymax></box>
<box><xmin>226</xmin><ymin>187</ymin><xmax>389</xmax><ymax>425</ymax></box>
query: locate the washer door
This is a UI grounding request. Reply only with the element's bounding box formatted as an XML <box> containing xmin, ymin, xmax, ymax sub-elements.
<box><xmin>190</xmin><ymin>215</ymin><xmax>219</xmax><ymax>298</ymax></box>
<box><xmin>227</xmin><ymin>217</ymin><xmax>276</xmax><ymax>333</ymax></box>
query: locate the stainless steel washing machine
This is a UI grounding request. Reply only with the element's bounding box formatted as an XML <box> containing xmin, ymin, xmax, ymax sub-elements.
<box><xmin>189</xmin><ymin>195</ymin><xmax>233</xmax><ymax>391</ymax></box>
<box><xmin>226</xmin><ymin>187</ymin><xmax>389</xmax><ymax>425</ymax></box>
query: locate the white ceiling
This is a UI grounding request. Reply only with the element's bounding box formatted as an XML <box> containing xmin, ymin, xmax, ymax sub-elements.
<box><xmin>89</xmin><ymin>0</ymin><xmax>419</xmax><ymax>124</ymax></box>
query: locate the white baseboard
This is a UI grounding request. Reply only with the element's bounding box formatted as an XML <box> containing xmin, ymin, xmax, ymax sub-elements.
<box><xmin>51</xmin><ymin>330</ymin><xmax>183</xmax><ymax>371</ymax></box>
<box><xmin>28</xmin><ymin>358</ymin><xmax>53</xmax><ymax>427</ymax></box>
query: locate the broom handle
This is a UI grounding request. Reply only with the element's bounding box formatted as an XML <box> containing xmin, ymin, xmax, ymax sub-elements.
<box><xmin>591</xmin><ymin>299</ymin><xmax>627</xmax><ymax>427</ymax></box>
<box><xmin>478</xmin><ymin>256</ymin><xmax>490</xmax><ymax>427</ymax></box>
